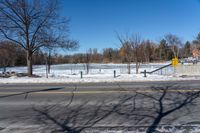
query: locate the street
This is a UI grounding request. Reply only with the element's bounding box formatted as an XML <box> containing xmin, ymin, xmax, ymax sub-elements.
<box><xmin>1</xmin><ymin>80</ymin><xmax>200</xmax><ymax>132</ymax></box>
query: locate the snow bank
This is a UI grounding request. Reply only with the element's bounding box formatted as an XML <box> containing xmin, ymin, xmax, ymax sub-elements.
<box><xmin>0</xmin><ymin>63</ymin><xmax>198</xmax><ymax>84</ymax></box>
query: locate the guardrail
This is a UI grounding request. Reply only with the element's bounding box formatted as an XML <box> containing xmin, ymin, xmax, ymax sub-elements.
<box><xmin>141</xmin><ymin>63</ymin><xmax>172</xmax><ymax>76</ymax></box>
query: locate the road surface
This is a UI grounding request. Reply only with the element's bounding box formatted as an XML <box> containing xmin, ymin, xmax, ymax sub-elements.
<box><xmin>0</xmin><ymin>80</ymin><xmax>200</xmax><ymax>132</ymax></box>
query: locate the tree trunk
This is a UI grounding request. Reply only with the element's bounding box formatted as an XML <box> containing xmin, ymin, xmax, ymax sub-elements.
<box><xmin>136</xmin><ymin>62</ymin><xmax>140</xmax><ymax>74</ymax></box>
<box><xmin>47</xmin><ymin>50</ymin><xmax>51</xmax><ymax>74</ymax></box>
<box><xmin>27</xmin><ymin>51</ymin><xmax>33</xmax><ymax>76</ymax></box>
<box><xmin>47</xmin><ymin>62</ymin><xmax>51</xmax><ymax>74</ymax></box>
<box><xmin>86</xmin><ymin>63</ymin><xmax>89</xmax><ymax>74</ymax></box>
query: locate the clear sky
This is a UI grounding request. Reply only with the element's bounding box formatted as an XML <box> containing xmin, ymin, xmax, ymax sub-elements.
<box><xmin>60</xmin><ymin>0</ymin><xmax>200</xmax><ymax>53</ymax></box>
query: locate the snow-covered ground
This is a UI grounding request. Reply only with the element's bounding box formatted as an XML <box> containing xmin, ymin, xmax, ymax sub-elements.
<box><xmin>0</xmin><ymin>63</ymin><xmax>199</xmax><ymax>84</ymax></box>
<box><xmin>1</xmin><ymin>125</ymin><xmax>200</xmax><ymax>133</ymax></box>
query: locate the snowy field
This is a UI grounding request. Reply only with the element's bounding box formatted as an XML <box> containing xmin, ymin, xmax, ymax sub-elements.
<box><xmin>0</xmin><ymin>62</ymin><xmax>199</xmax><ymax>84</ymax></box>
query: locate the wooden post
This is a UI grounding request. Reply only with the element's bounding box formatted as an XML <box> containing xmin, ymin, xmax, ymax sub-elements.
<box><xmin>114</xmin><ymin>70</ymin><xmax>116</xmax><ymax>78</ymax></box>
<box><xmin>81</xmin><ymin>71</ymin><xmax>83</xmax><ymax>79</ymax></box>
<box><xmin>144</xmin><ymin>70</ymin><xmax>147</xmax><ymax>77</ymax></box>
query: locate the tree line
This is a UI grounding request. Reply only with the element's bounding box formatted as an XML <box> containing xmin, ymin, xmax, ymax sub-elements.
<box><xmin>1</xmin><ymin>33</ymin><xmax>199</xmax><ymax>67</ymax></box>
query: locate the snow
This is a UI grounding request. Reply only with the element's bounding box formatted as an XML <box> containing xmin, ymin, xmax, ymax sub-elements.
<box><xmin>1</xmin><ymin>125</ymin><xmax>200</xmax><ymax>133</ymax></box>
<box><xmin>0</xmin><ymin>63</ymin><xmax>199</xmax><ymax>84</ymax></box>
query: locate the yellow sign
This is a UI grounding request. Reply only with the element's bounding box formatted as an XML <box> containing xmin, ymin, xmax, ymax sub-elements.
<box><xmin>172</xmin><ymin>58</ymin><xmax>178</xmax><ymax>67</ymax></box>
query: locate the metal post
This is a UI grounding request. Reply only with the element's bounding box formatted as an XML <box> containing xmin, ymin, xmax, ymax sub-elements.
<box><xmin>47</xmin><ymin>50</ymin><xmax>51</xmax><ymax>74</ymax></box>
<box><xmin>114</xmin><ymin>70</ymin><xmax>116</xmax><ymax>78</ymax></box>
<box><xmin>144</xmin><ymin>70</ymin><xmax>147</xmax><ymax>77</ymax></box>
<box><xmin>45</xmin><ymin>59</ymin><xmax>48</xmax><ymax>78</ymax></box>
<box><xmin>81</xmin><ymin>71</ymin><xmax>83</xmax><ymax>79</ymax></box>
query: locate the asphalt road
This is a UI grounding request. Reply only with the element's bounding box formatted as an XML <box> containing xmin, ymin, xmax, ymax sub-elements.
<box><xmin>1</xmin><ymin>80</ymin><xmax>200</xmax><ymax>132</ymax></box>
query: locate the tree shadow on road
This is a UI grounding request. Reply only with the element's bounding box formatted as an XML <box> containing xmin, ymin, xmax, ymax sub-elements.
<box><xmin>0</xmin><ymin>87</ymin><xmax>65</xmax><ymax>99</ymax></box>
<box><xmin>33</xmin><ymin>94</ymin><xmax>133</xmax><ymax>133</ymax></box>
<box><xmin>2</xmin><ymin>84</ymin><xmax>198</xmax><ymax>133</ymax></box>
<box><xmin>114</xmin><ymin>85</ymin><xmax>200</xmax><ymax>133</ymax></box>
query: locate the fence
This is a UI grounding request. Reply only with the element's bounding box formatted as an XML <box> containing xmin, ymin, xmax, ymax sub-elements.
<box><xmin>55</xmin><ymin>64</ymin><xmax>170</xmax><ymax>75</ymax></box>
<box><xmin>140</xmin><ymin>63</ymin><xmax>200</xmax><ymax>77</ymax></box>
<box><xmin>175</xmin><ymin>63</ymin><xmax>200</xmax><ymax>76</ymax></box>
<box><xmin>1</xmin><ymin>63</ymin><xmax>175</xmax><ymax>76</ymax></box>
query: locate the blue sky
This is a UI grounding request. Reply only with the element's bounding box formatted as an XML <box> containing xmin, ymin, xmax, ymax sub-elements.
<box><xmin>61</xmin><ymin>0</ymin><xmax>200</xmax><ymax>53</ymax></box>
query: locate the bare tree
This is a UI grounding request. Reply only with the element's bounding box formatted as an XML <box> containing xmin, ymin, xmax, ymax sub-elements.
<box><xmin>118</xmin><ymin>33</ymin><xmax>143</xmax><ymax>74</ymax></box>
<box><xmin>103</xmin><ymin>48</ymin><xmax>113</xmax><ymax>63</ymax></box>
<box><xmin>0</xmin><ymin>0</ymin><xmax>78</xmax><ymax>76</ymax></box>
<box><xmin>165</xmin><ymin>34</ymin><xmax>182</xmax><ymax>58</ymax></box>
<box><xmin>131</xmin><ymin>35</ymin><xmax>143</xmax><ymax>74</ymax></box>
<box><xmin>141</xmin><ymin>40</ymin><xmax>155</xmax><ymax>63</ymax></box>
<box><xmin>118</xmin><ymin>34</ymin><xmax>133</xmax><ymax>74</ymax></box>
<box><xmin>85</xmin><ymin>49</ymin><xmax>92</xmax><ymax>74</ymax></box>
<box><xmin>119</xmin><ymin>43</ymin><xmax>132</xmax><ymax>74</ymax></box>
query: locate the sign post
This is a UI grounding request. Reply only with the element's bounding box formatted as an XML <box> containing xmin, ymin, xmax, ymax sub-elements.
<box><xmin>172</xmin><ymin>57</ymin><xmax>179</xmax><ymax>76</ymax></box>
<box><xmin>172</xmin><ymin>58</ymin><xmax>178</xmax><ymax>67</ymax></box>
